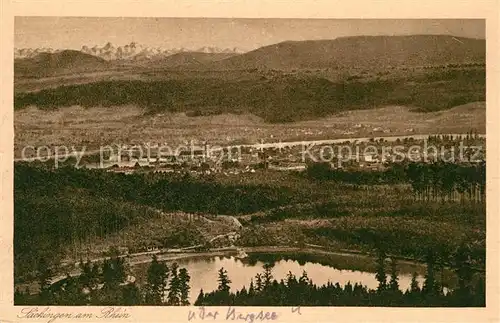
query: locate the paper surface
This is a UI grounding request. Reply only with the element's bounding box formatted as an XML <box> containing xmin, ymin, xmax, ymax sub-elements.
<box><xmin>1</xmin><ymin>1</ymin><xmax>499</xmax><ymax>322</ymax></box>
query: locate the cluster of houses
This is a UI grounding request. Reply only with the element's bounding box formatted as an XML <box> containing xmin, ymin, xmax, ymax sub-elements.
<box><xmin>100</xmin><ymin>142</ymin><xmax>310</xmax><ymax>175</ymax></box>
<box><xmin>95</xmin><ymin>137</ymin><xmax>485</xmax><ymax>175</ymax></box>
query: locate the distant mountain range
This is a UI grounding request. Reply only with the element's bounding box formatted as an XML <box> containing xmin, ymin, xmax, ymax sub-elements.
<box><xmin>14</xmin><ymin>42</ymin><xmax>246</xmax><ymax>61</ymax></box>
<box><xmin>14</xmin><ymin>35</ymin><xmax>485</xmax><ymax>78</ymax></box>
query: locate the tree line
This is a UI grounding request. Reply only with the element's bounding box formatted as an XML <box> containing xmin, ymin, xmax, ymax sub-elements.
<box><xmin>306</xmin><ymin>161</ymin><xmax>486</xmax><ymax>203</ymax></box>
<box><xmin>406</xmin><ymin>162</ymin><xmax>485</xmax><ymax>203</ymax></box>
<box><xmin>15</xmin><ymin>255</ymin><xmax>191</xmax><ymax>306</ymax></box>
<box><xmin>15</xmin><ymin>163</ymin><xmax>296</xmax><ymax>215</ymax></box>
<box><xmin>15</xmin><ymin>244</ymin><xmax>484</xmax><ymax>307</ymax></box>
<box><xmin>426</xmin><ymin>131</ymin><xmax>483</xmax><ymax>144</ymax></box>
<box><xmin>196</xmin><ymin>245</ymin><xmax>484</xmax><ymax>307</ymax></box>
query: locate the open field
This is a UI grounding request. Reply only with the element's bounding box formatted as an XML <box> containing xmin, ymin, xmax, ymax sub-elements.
<box><xmin>14</xmin><ymin>102</ymin><xmax>485</xmax><ymax>158</ymax></box>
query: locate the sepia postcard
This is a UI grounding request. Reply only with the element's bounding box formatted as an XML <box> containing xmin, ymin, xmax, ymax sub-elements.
<box><xmin>1</xmin><ymin>0</ymin><xmax>499</xmax><ymax>322</ymax></box>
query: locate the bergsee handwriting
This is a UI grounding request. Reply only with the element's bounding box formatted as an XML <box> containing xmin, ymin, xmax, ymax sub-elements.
<box><xmin>188</xmin><ymin>307</ymin><xmax>278</xmax><ymax>323</ymax></box>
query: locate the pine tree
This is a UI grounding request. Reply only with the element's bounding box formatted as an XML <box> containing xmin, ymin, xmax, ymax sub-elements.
<box><xmin>299</xmin><ymin>270</ymin><xmax>309</xmax><ymax>285</ymax></box>
<box><xmin>375</xmin><ymin>250</ymin><xmax>387</xmax><ymax>292</ymax></box>
<box><xmin>217</xmin><ymin>267</ymin><xmax>231</xmax><ymax>293</ymax></box>
<box><xmin>102</xmin><ymin>259</ymin><xmax>115</xmax><ymax>286</ymax></box>
<box><xmin>90</xmin><ymin>262</ymin><xmax>100</xmax><ymax>290</ymax></box>
<box><xmin>239</xmin><ymin>286</ymin><xmax>248</xmax><ymax>298</ymax></box>
<box><xmin>254</xmin><ymin>273</ymin><xmax>263</xmax><ymax>292</ymax></box>
<box><xmin>80</xmin><ymin>259</ymin><xmax>98</xmax><ymax>291</ymax></box>
<box><xmin>345</xmin><ymin>282</ymin><xmax>355</xmax><ymax>296</ymax></box>
<box><xmin>122</xmin><ymin>283</ymin><xmax>142</xmax><ymax>305</ymax></box>
<box><xmin>435</xmin><ymin>248</ymin><xmax>448</xmax><ymax>295</ymax></box>
<box><xmin>423</xmin><ymin>249</ymin><xmax>439</xmax><ymax>297</ymax></box>
<box><xmin>285</xmin><ymin>271</ymin><xmax>297</xmax><ymax>287</ymax></box>
<box><xmin>167</xmin><ymin>262</ymin><xmax>181</xmax><ymax>305</ymax></box>
<box><xmin>144</xmin><ymin>255</ymin><xmax>169</xmax><ymax>305</ymax></box>
<box><xmin>113</xmin><ymin>257</ymin><xmax>127</xmax><ymax>284</ymax></box>
<box><xmin>101</xmin><ymin>257</ymin><xmax>126</xmax><ymax>287</ymax></box>
<box><xmin>410</xmin><ymin>272</ymin><xmax>420</xmax><ymax>293</ymax></box>
<box><xmin>388</xmin><ymin>258</ymin><xmax>399</xmax><ymax>292</ymax></box>
<box><xmin>262</xmin><ymin>263</ymin><xmax>274</xmax><ymax>289</ymax></box>
<box><xmin>62</xmin><ymin>274</ymin><xmax>84</xmax><ymax>305</ymax></box>
<box><xmin>179</xmin><ymin>268</ymin><xmax>191</xmax><ymax>306</ymax></box>
<box><xmin>194</xmin><ymin>289</ymin><xmax>204</xmax><ymax>306</ymax></box>
<box><xmin>248</xmin><ymin>279</ymin><xmax>255</xmax><ymax>296</ymax></box>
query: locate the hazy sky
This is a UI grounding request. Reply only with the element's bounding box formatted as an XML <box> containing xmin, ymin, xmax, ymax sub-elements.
<box><xmin>15</xmin><ymin>18</ymin><xmax>485</xmax><ymax>50</ymax></box>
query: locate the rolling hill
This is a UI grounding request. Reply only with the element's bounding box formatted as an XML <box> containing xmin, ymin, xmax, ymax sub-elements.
<box><xmin>210</xmin><ymin>35</ymin><xmax>486</xmax><ymax>70</ymax></box>
<box><xmin>14</xmin><ymin>50</ymin><xmax>112</xmax><ymax>78</ymax></box>
<box><xmin>14</xmin><ymin>67</ymin><xmax>485</xmax><ymax>122</ymax></box>
<box><xmin>12</xmin><ymin>34</ymin><xmax>486</xmax><ymax>123</ymax></box>
<box><xmin>13</xmin><ymin>35</ymin><xmax>486</xmax><ymax>78</ymax></box>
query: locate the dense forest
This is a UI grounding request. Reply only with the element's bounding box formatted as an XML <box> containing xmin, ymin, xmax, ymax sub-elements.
<box><xmin>14</xmin><ymin>162</ymin><xmax>298</xmax><ymax>279</ymax></box>
<box><xmin>306</xmin><ymin>161</ymin><xmax>486</xmax><ymax>203</ymax></box>
<box><xmin>15</xmin><ymin>245</ymin><xmax>485</xmax><ymax>307</ymax></box>
<box><xmin>14</xmin><ymin>68</ymin><xmax>484</xmax><ymax>122</ymax></box>
<box><xmin>14</xmin><ymin>161</ymin><xmax>486</xmax><ymax>283</ymax></box>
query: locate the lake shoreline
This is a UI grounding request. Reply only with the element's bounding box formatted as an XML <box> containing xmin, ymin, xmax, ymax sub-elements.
<box><xmin>128</xmin><ymin>245</ymin><xmax>430</xmax><ymax>273</ymax></box>
<box><xmin>17</xmin><ymin>244</ymin><xmax>463</xmax><ymax>297</ymax></box>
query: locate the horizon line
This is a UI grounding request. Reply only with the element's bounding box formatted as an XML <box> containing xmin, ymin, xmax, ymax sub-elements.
<box><xmin>14</xmin><ymin>33</ymin><xmax>486</xmax><ymax>51</ymax></box>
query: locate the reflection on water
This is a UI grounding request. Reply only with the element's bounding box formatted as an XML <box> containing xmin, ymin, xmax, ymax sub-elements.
<box><xmin>132</xmin><ymin>254</ymin><xmax>426</xmax><ymax>304</ymax></box>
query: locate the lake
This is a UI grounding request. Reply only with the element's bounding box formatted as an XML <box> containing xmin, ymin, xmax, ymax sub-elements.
<box><xmin>130</xmin><ymin>251</ymin><xmax>445</xmax><ymax>304</ymax></box>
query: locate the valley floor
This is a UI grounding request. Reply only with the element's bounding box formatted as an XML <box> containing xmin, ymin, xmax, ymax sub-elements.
<box><xmin>14</xmin><ymin>102</ymin><xmax>485</xmax><ymax>159</ymax></box>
